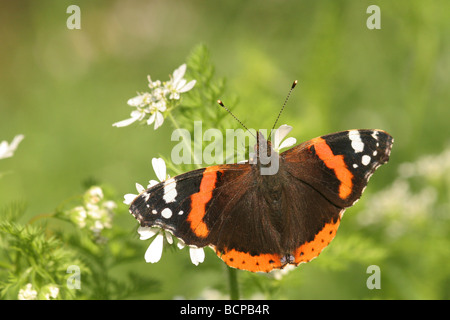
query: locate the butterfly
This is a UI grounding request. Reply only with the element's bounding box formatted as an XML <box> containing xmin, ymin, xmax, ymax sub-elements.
<box><xmin>129</xmin><ymin>81</ymin><xmax>393</xmax><ymax>272</ymax></box>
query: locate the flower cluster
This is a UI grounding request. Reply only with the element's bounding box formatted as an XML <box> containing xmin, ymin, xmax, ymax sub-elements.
<box><xmin>18</xmin><ymin>283</ymin><xmax>59</xmax><ymax>300</ymax></box>
<box><xmin>67</xmin><ymin>186</ymin><xmax>116</xmax><ymax>237</ymax></box>
<box><xmin>113</xmin><ymin>64</ymin><xmax>196</xmax><ymax>130</ymax></box>
<box><xmin>124</xmin><ymin>158</ymin><xmax>205</xmax><ymax>266</ymax></box>
<box><xmin>357</xmin><ymin>146</ymin><xmax>450</xmax><ymax>239</ymax></box>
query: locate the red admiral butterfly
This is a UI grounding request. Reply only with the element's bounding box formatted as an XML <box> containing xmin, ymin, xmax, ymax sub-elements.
<box><xmin>130</xmin><ymin>83</ymin><xmax>393</xmax><ymax>272</ymax></box>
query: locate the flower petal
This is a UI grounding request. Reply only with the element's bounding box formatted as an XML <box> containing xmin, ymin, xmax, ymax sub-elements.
<box><xmin>152</xmin><ymin>158</ymin><xmax>167</xmax><ymax>182</ymax></box>
<box><xmin>148</xmin><ymin>180</ymin><xmax>159</xmax><ymax>188</ymax></box>
<box><xmin>177</xmin><ymin>239</ymin><xmax>185</xmax><ymax>249</ymax></box>
<box><xmin>273</xmin><ymin>125</ymin><xmax>293</xmax><ymax>149</ymax></box>
<box><xmin>9</xmin><ymin>134</ymin><xmax>25</xmax><ymax>150</ymax></box>
<box><xmin>113</xmin><ymin>110</ymin><xmax>143</xmax><ymax>127</ymax></box>
<box><xmin>278</xmin><ymin>137</ymin><xmax>297</xmax><ymax>150</ymax></box>
<box><xmin>112</xmin><ymin>117</ymin><xmax>139</xmax><ymax>127</ymax></box>
<box><xmin>0</xmin><ymin>134</ymin><xmax>24</xmax><ymax>159</ymax></box>
<box><xmin>174</xmin><ymin>78</ymin><xmax>187</xmax><ymax>91</ymax></box>
<box><xmin>0</xmin><ymin>141</ymin><xmax>7</xmax><ymax>157</ymax></box>
<box><xmin>165</xmin><ymin>231</ymin><xmax>173</xmax><ymax>244</ymax></box>
<box><xmin>136</xmin><ymin>183</ymin><xmax>145</xmax><ymax>194</ymax></box>
<box><xmin>179</xmin><ymin>80</ymin><xmax>196</xmax><ymax>93</ymax></box>
<box><xmin>123</xmin><ymin>193</ymin><xmax>137</xmax><ymax>205</ymax></box>
<box><xmin>155</xmin><ymin>100</ymin><xmax>167</xmax><ymax>112</ymax></box>
<box><xmin>138</xmin><ymin>226</ymin><xmax>158</xmax><ymax>240</ymax></box>
<box><xmin>127</xmin><ymin>95</ymin><xmax>145</xmax><ymax>107</ymax></box>
<box><xmin>189</xmin><ymin>247</ymin><xmax>205</xmax><ymax>266</ymax></box>
<box><xmin>172</xmin><ymin>64</ymin><xmax>186</xmax><ymax>84</ymax></box>
<box><xmin>144</xmin><ymin>233</ymin><xmax>164</xmax><ymax>263</ymax></box>
<box><xmin>147</xmin><ymin>112</ymin><xmax>156</xmax><ymax>125</ymax></box>
<box><xmin>169</xmin><ymin>92</ymin><xmax>180</xmax><ymax>100</ymax></box>
<box><xmin>153</xmin><ymin>111</ymin><xmax>164</xmax><ymax>130</ymax></box>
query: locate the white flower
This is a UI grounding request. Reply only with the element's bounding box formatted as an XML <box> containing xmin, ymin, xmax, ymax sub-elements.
<box><xmin>48</xmin><ymin>285</ymin><xmax>59</xmax><ymax>299</ymax></box>
<box><xmin>69</xmin><ymin>206</ymin><xmax>87</xmax><ymax>228</ymax></box>
<box><xmin>165</xmin><ymin>64</ymin><xmax>196</xmax><ymax>100</ymax></box>
<box><xmin>113</xmin><ymin>64</ymin><xmax>196</xmax><ymax>130</ymax></box>
<box><xmin>123</xmin><ymin>158</ymin><xmax>168</xmax><ymax>205</ymax></box>
<box><xmin>138</xmin><ymin>226</ymin><xmax>205</xmax><ymax>266</ymax></box>
<box><xmin>67</xmin><ymin>186</ymin><xmax>115</xmax><ymax>236</ymax></box>
<box><xmin>270</xmin><ymin>264</ymin><xmax>296</xmax><ymax>280</ymax></box>
<box><xmin>144</xmin><ymin>231</ymin><xmax>164</xmax><ymax>263</ymax></box>
<box><xmin>146</xmin><ymin>100</ymin><xmax>167</xmax><ymax>130</ymax></box>
<box><xmin>138</xmin><ymin>226</ymin><xmax>174</xmax><ymax>263</ymax></box>
<box><xmin>18</xmin><ymin>283</ymin><xmax>37</xmax><ymax>300</ymax></box>
<box><xmin>0</xmin><ymin>134</ymin><xmax>24</xmax><ymax>160</ymax></box>
<box><xmin>42</xmin><ymin>284</ymin><xmax>60</xmax><ymax>300</ymax></box>
<box><xmin>147</xmin><ymin>76</ymin><xmax>162</xmax><ymax>89</ymax></box>
<box><xmin>189</xmin><ymin>246</ymin><xmax>205</xmax><ymax>266</ymax></box>
<box><xmin>113</xmin><ymin>91</ymin><xmax>166</xmax><ymax>130</ymax></box>
<box><xmin>123</xmin><ymin>183</ymin><xmax>145</xmax><ymax>206</ymax></box>
<box><xmin>112</xmin><ymin>108</ymin><xmax>147</xmax><ymax>128</ymax></box>
<box><xmin>86</xmin><ymin>186</ymin><xmax>103</xmax><ymax>204</ymax></box>
<box><xmin>148</xmin><ymin>157</ymin><xmax>169</xmax><ymax>186</ymax></box>
<box><xmin>272</xmin><ymin>124</ymin><xmax>297</xmax><ymax>152</ymax></box>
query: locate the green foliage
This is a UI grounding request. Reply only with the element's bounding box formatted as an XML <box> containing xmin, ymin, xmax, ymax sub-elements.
<box><xmin>0</xmin><ymin>185</ymin><xmax>160</xmax><ymax>300</ymax></box>
<box><xmin>0</xmin><ymin>205</ymin><xmax>84</xmax><ymax>299</ymax></box>
<box><xmin>164</xmin><ymin>44</ymin><xmax>243</xmax><ymax>175</ymax></box>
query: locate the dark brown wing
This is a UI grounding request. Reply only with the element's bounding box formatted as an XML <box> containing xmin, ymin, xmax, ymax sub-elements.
<box><xmin>279</xmin><ymin>129</ymin><xmax>393</xmax><ymax>265</ymax></box>
<box><xmin>130</xmin><ymin>164</ymin><xmax>286</xmax><ymax>272</ymax></box>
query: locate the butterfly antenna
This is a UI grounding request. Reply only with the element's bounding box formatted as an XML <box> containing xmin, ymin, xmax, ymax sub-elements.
<box><xmin>270</xmin><ymin>80</ymin><xmax>298</xmax><ymax>138</ymax></box>
<box><xmin>217</xmin><ymin>100</ymin><xmax>256</xmax><ymax>139</ymax></box>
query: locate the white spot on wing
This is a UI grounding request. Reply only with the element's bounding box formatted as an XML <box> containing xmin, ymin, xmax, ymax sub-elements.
<box><xmin>161</xmin><ymin>208</ymin><xmax>172</xmax><ymax>219</ymax></box>
<box><xmin>371</xmin><ymin>131</ymin><xmax>379</xmax><ymax>140</ymax></box>
<box><xmin>362</xmin><ymin>155</ymin><xmax>371</xmax><ymax>166</ymax></box>
<box><xmin>163</xmin><ymin>178</ymin><xmax>177</xmax><ymax>203</ymax></box>
<box><xmin>349</xmin><ymin>130</ymin><xmax>364</xmax><ymax>153</ymax></box>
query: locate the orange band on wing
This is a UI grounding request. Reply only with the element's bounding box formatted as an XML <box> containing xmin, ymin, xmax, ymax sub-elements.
<box><xmin>293</xmin><ymin>217</ymin><xmax>341</xmax><ymax>265</ymax></box>
<box><xmin>217</xmin><ymin>248</ymin><xmax>283</xmax><ymax>273</ymax></box>
<box><xmin>187</xmin><ymin>166</ymin><xmax>222</xmax><ymax>238</ymax></box>
<box><xmin>311</xmin><ymin>137</ymin><xmax>353</xmax><ymax>199</ymax></box>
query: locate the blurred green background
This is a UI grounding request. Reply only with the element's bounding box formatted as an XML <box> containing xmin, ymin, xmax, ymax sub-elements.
<box><xmin>0</xmin><ymin>0</ymin><xmax>449</xmax><ymax>299</ymax></box>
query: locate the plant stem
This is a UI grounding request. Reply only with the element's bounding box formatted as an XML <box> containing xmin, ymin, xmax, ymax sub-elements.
<box><xmin>227</xmin><ymin>266</ymin><xmax>240</xmax><ymax>300</ymax></box>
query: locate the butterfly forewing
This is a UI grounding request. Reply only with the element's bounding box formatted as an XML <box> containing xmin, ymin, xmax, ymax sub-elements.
<box><xmin>282</xmin><ymin>129</ymin><xmax>393</xmax><ymax>208</ymax></box>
